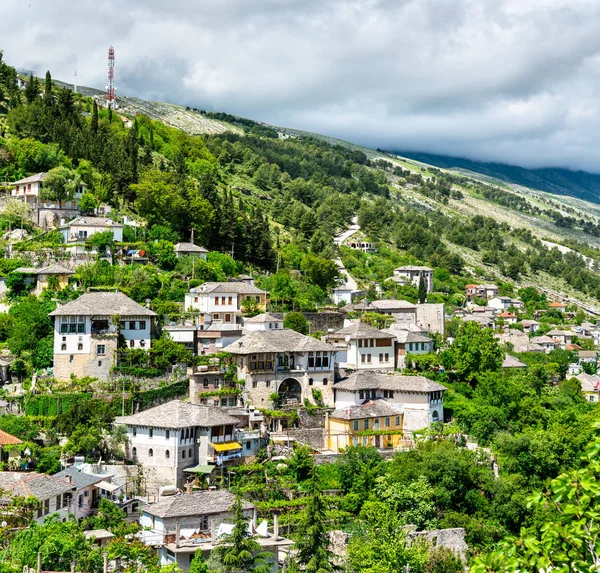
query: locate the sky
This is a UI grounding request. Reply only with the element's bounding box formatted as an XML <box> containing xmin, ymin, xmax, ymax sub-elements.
<box><xmin>4</xmin><ymin>0</ymin><xmax>600</xmax><ymax>172</ymax></box>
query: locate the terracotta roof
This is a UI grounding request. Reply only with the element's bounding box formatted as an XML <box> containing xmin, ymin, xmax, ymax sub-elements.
<box><xmin>49</xmin><ymin>292</ymin><xmax>157</xmax><ymax>317</ymax></box>
<box><xmin>0</xmin><ymin>430</ymin><xmax>22</xmax><ymax>446</ymax></box>
<box><xmin>549</xmin><ymin>301</ymin><xmax>566</xmax><ymax>308</ymax></box>
<box><xmin>498</xmin><ymin>312</ymin><xmax>517</xmax><ymax>318</ymax></box>
<box><xmin>143</xmin><ymin>489</ymin><xmax>253</xmax><ymax>519</ymax></box>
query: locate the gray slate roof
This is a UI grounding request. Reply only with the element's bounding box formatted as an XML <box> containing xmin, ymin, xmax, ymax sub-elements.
<box><xmin>223</xmin><ymin>329</ymin><xmax>338</xmax><ymax>354</ymax></box>
<box><xmin>331</xmin><ymin>322</ymin><xmax>393</xmax><ymax>340</ymax></box>
<box><xmin>0</xmin><ymin>472</ymin><xmax>75</xmax><ymax>501</ymax></box>
<box><xmin>36</xmin><ymin>263</ymin><xmax>75</xmax><ymax>275</ymax></box>
<box><xmin>143</xmin><ymin>489</ymin><xmax>254</xmax><ymax>519</ymax></box>
<box><xmin>116</xmin><ymin>400</ymin><xmax>241</xmax><ymax>429</ymax></box>
<box><xmin>190</xmin><ymin>282</ymin><xmax>266</xmax><ymax>295</ymax></box>
<box><xmin>335</xmin><ymin>371</ymin><xmax>446</xmax><ymax>393</ymax></box>
<box><xmin>11</xmin><ymin>173</ymin><xmax>46</xmax><ymax>185</ymax></box>
<box><xmin>331</xmin><ymin>399</ymin><xmax>403</xmax><ymax>420</ymax></box>
<box><xmin>576</xmin><ymin>372</ymin><xmax>600</xmax><ymax>392</ymax></box>
<box><xmin>174</xmin><ymin>242</ymin><xmax>209</xmax><ymax>253</ymax></box>
<box><xmin>394</xmin><ymin>266</ymin><xmax>433</xmax><ymax>272</ymax></box>
<box><xmin>383</xmin><ymin>327</ymin><xmax>431</xmax><ymax>344</ymax></box>
<box><xmin>61</xmin><ymin>216</ymin><xmax>124</xmax><ymax>228</ymax></box>
<box><xmin>370</xmin><ymin>299</ymin><xmax>417</xmax><ymax>311</ymax></box>
<box><xmin>243</xmin><ymin>313</ymin><xmax>282</xmax><ymax>324</ymax></box>
<box><xmin>501</xmin><ymin>355</ymin><xmax>527</xmax><ymax>368</ymax></box>
<box><xmin>54</xmin><ymin>468</ymin><xmax>104</xmax><ymax>490</ymax></box>
<box><xmin>49</xmin><ymin>292</ymin><xmax>157</xmax><ymax>317</ymax></box>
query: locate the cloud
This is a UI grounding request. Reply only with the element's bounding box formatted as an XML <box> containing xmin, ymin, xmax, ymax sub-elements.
<box><xmin>4</xmin><ymin>0</ymin><xmax>600</xmax><ymax>171</ymax></box>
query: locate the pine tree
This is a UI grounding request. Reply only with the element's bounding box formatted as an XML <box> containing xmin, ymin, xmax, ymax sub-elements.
<box><xmin>418</xmin><ymin>274</ymin><xmax>427</xmax><ymax>304</ymax></box>
<box><xmin>212</xmin><ymin>496</ymin><xmax>271</xmax><ymax>573</ymax></box>
<box><xmin>189</xmin><ymin>549</ymin><xmax>209</xmax><ymax>573</ymax></box>
<box><xmin>291</xmin><ymin>464</ymin><xmax>335</xmax><ymax>573</ymax></box>
<box><xmin>44</xmin><ymin>70</ymin><xmax>53</xmax><ymax>105</ymax></box>
<box><xmin>24</xmin><ymin>73</ymin><xmax>39</xmax><ymax>103</ymax></box>
<box><xmin>91</xmin><ymin>100</ymin><xmax>99</xmax><ymax>133</ymax></box>
<box><xmin>108</xmin><ymin>106</ymin><xmax>113</xmax><ymax>123</ymax></box>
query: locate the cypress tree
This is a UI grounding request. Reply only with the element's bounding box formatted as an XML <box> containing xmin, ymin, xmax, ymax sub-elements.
<box><xmin>418</xmin><ymin>274</ymin><xmax>427</xmax><ymax>304</ymax></box>
<box><xmin>108</xmin><ymin>106</ymin><xmax>112</xmax><ymax>123</ymax></box>
<box><xmin>24</xmin><ymin>73</ymin><xmax>39</xmax><ymax>103</ymax></box>
<box><xmin>91</xmin><ymin>100</ymin><xmax>99</xmax><ymax>133</ymax></box>
<box><xmin>44</xmin><ymin>70</ymin><xmax>53</xmax><ymax>105</ymax></box>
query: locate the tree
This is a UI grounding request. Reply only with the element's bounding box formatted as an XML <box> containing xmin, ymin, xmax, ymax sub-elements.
<box><xmin>301</xmin><ymin>254</ymin><xmax>339</xmax><ymax>291</ymax></box>
<box><xmin>40</xmin><ymin>166</ymin><xmax>81</xmax><ymax>204</ymax></box>
<box><xmin>189</xmin><ymin>549</ymin><xmax>210</xmax><ymax>573</ymax></box>
<box><xmin>290</xmin><ymin>464</ymin><xmax>335</xmax><ymax>573</ymax></box>
<box><xmin>79</xmin><ymin>191</ymin><xmax>98</xmax><ymax>214</ymax></box>
<box><xmin>212</xmin><ymin>496</ymin><xmax>271</xmax><ymax>573</ymax></box>
<box><xmin>24</xmin><ymin>73</ymin><xmax>40</xmax><ymax>104</ymax></box>
<box><xmin>148</xmin><ymin>334</ymin><xmax>193</xmax><ymax>370</ymax></box>
<box><xmin>43</xmin><ymin>70</ymin><xmax>53</xmax><ymax>105</ymax></box>
<box><xmin>445</xmin><ymin>321</ymin><xmax>503</xmax><ymax>384</ymax></box>
<box><xmin>471</xmin><ymin>429</ymin><xmax>600</xmax><ymax>572</ymax></box>
<box><xmin>283</xmin><ymin>312</ymin><xmax>309</xmax><ymax>335</ymax></box>
<box><xmin>91</xmin><ymin>99</ymin><xmax>98</xmax><ymax>133</ymax></box>
<box><xmin>418</xmin><ymin>274</ymin><xmax>427</xmax><ymax>304</ymax></box>
<box><xmin>288</xmin><ymin>445</ymin><xmax>314</xmax><ymax>481</ymax></box>
<box><xmin>3</xmin><ymin>198</ymin><xmax>32</xmax><ymax>228</ymax></box>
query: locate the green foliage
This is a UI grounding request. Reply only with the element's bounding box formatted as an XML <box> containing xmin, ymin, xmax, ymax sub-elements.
<box><xmin>148</xmin><ymin>333</ymin><xmax>193</xmax><ymax>370</ymax></box>
<box><xmin>7</xmin><ymin>296</ymin><xmax>55</xmax><ymax>357</ymax></box>
<box><xmin>283</xmin><ymin>311</ymin><xmax>309</xmax><ymax>335</ymax></box>
<box><xmin>288</xmin><ymin>445</ymin><xmax>314</xmax><ymax>482</ymax></box>
<box><xmin>189</xmin><ymin>550</ymin><xmax>210</xmax><ymax>573</ymax></box>
<box><xmin>40</xmin><ymin>166</ymin><xmax>81</xmax><ymax>203</ymax></box>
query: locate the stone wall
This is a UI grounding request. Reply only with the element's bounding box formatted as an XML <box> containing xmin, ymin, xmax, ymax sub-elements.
<box><xmin>271</xmin><ymin>312</ymin><xmax>346</xmax><ymax>332</ymax></box>
<box><xmin>407</xmin><ymin>527</ymin><xmax>468</xmax><ymax>561</ymax></box>
<box><xmin>53</xmin><ymin>337</ymin><xmax>117</xmax><ymax>381</ymax></box>
<box><xmin>314</xmin><ymin>448</ymin><xmax>397</xmax><ymax>465</ymax></box>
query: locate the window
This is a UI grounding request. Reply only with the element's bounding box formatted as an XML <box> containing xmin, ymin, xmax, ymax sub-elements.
<box><xmin>363</xmin><ymin>419</ymin><xmax>369</xmax><ymax>430</ymax></box>
<box><xmin>78</xmin><ymin>495</ymin><xmax>84</xmax><ymax>508</ymax></box>
<box><xmin>309</xmin><ymin>378</ymin><xmax>314</xmax><ymax>386</ymax></box>
<box><xmin>316</xmin><ymin>352</ymin><xmax>322</xmax><ymax>368</ymax></box>
<box><xmin>182</xmin><ymin>450</ymin><xmax>186</xmax><ymax>459</ymax></box>
<box><xmin>367</xmin><ymin>354</ymin><xmax>372</xmax><ymax>363</ymax></box>
<box><xmin>266</xmin><ymin>380</ymin><xmax>271</xmax><ymax>388</ymax></box>
<box><xmin>359</xmin><ymin>390</ymin><xmax>364</xmax><ymax>400</ymax></box>
<box><xmin>246</xmin><ymin>441</ymin><xmax>251</xmax><ymax>450</ymax></box>
<box><xmin>69</xmin><ymin>355</ymin><xmax>74</xmax><ymax>363</ymax></box>
<box><xmin>133</xmin><ymin>427</ymin><xmax>137</xmax><ymax>437</ymax></box>
<box><xmin>98</xmin><ymin>361</ymin><xmax>102</xmax><ymax>367</ymax></box>
<box><xmin>130</xmin><ymin>340</ymin><xmax>135</xmax><ymax>348</ymax></box>
<box><xmin>252</xmin><ymin>381</ymin><xmax>258</xmax><ymax>388</ymax></box>
<box><xmin>308</xmin><ymin>353</ymin><xmax>315</xmax><ymax>368</ymax></box>
<box><xmin>61</xmin><ymin>343</ymin><xmax>67</xmax><ymax>351</ymax></box>
<box><xmin>323</xmin><ymin>354</ymin><xmax>329</xmax><ymax>368</ymax></box>
<box><xmin>165</xmin><ymin>450</ymin><xmax>170</xmax><ymax>459</ymax></box>
<box><xmin>266</xmin><ymin>361</ymin><xmax>272</xmax><ymax>370</ymax></box>
<box><xmin>77</xmin><ymin>343</ymin><xmax>83</xmax><ymax>351</ymax></box>
<box><xmin>149</xmin><ymin>428</ymin><xmax>153</xmax><ymax>438</ymax></box>
<box><xmin>213</xmin><ymin>313</ymin><xmax>220</xmax><ymax>320</ymax></box>
<box><xmin>199</xmin><ymin>516</ymin><xmax>209</xmax><ymax>530</ymax></box>
<box><xmin>166</xmin><ymin>430</ymin><xmax>170</xmax><ymax>439</ymax></box>
<box><xmin>61</xmin><ymin>324</ymin><xmax>68</xmax><ymax>334</ymax></box>
<box><xmin>370</xmin><ymin>390</ymin><xmax>376</xmax><ymax>399</ymax></box>
<box><xmin>432</xmin><ymin>411</ymin><xmax>439</xmax><ymax>421</ymax></box>
<box><xmin>221</xmin><ymin>398</ymin><xmax>227</xmax><ymax>406</ymax></box>
<box><xmin>129</xmin><ymin>321</ymin><xmax>137</xmax><ymax>330</ymax></box>
<box><xmin>228</xmin><ymin>398</ymin><xmax>235</xmax><ymax>406</ymax></box>
<box><xmin>225</xmin><ymin>314</ymin><xmax>231</xmax><ymax>322</ymax></box>
<box><xmin>69</xmin><ymin>323</ymin><xmax>76</xmax><ymax>333</ymax></box>
<box><xmin>148</xmin><ymin>449</ymin><xmax>153</xmax><ymax>457</ymax></box>
<box><xmin>97</xmin><ymin>345</ymin><xmax>106</xmax><ymax>355</ymax></box>
<box><xmin>323</xmin><ymin>378</ymin><xmax>328</xmax><ymax>385</ymax></box>
<box><xmin>361</xmin><ymin>354</ymin><xmax>366</xmax><ymax>364</ymax></box>
<box><xmin>379</xmin><ymin>353</ymin><xmax>383</xmax><ymax>362</ymax></box>
<box><xmin>203</xmin><ymin>378</ymin><xmax>209</xmax><ymax>388</ymax></box>
<box><xmin>385</xmin><ymin>417</ymin><xmax>390</xmax><ymax>427</ymax></box>
<box><xmin>77</xmin><ymin>323</ymin><xmax>85</xmax><ymax>333</ymax></box>
<box><xmin>395</xmin><ymin>416</ymin><xmax>400</xmax><ymax>426</ymax></box>
<box><xmin>120</xmin><ymin>321</ymin><xmax>126</xmax><ymax>329</ymax></box>
<box><xmin>353</xmin><ymin>421</ymin><xmax>359</xmax><ymax>431</ymax></box>
<box><xmin>228</xmin><ymin>297</ymin><xmax>233</xmax><ymax>305</ymax></box>
<box><xmin>132</xmin><ymin>447</ymin><xmax>137</xmax><ymax>456</ymax></box>
<box><xmin>258</xmin><ymin>361</ymin><xmax>264</xmax><ymax>370</ymax></box>
<box><xmin>139</xmin><ymin>321</ymin><xmax>146</xmax><ymax>330</ymax></box>
<box><xmin>221</xmin><ymin>297</ymin><xmax>226</xmax><ymax>305</ymax></box>
<box><xmin>385</xmin><ymin>353</ymin><xmax>389</xmax><ymax>362</ymax></box>
<box><xmin>189</xmin><ymin>448</ymin><xmax>192</xmax><ymax>458</ymax></box>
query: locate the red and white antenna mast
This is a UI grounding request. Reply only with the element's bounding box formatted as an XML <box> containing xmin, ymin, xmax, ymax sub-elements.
<box><xmin>106</xmin><ymin>45</ymin><xmax>116</xmax><ymax>108</ymax></box>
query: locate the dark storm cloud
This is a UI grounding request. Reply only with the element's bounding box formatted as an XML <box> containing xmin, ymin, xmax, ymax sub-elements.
<box><xmin>4</xmin><ymin>0</ymin><xmax>600</xmax><ymax>171</ymax></box>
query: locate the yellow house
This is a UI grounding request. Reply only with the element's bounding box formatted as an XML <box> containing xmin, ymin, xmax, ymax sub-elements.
<box><xmin>328</xmin><ymin>400</ymin><xmax>404</xmax><ymax>451</ymax></box>
<box><xmin>14</xmin><ymin>263</ymin><xmax>74</xmax><ymax>295</ymax></box>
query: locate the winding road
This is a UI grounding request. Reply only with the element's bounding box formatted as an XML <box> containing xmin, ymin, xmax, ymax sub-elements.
<box><xmin>334</xmin><ymin>216</ymin><xmax>360</xmax><ymax>291</ymax></box>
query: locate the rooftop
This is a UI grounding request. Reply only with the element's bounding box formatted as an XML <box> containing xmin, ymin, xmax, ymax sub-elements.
<box><xmin>370</xmin><ymin>299</ymin><xmax>417</xmax><ymax>310</ymax></box>
<box><xmin>335</xmin><ymin>370</ymin><xmax>446</xmax><ymax>393</ymax></box>
<box><xmin>576</xmin><ymin>372</ymin><xmax>600</xmax><ymax>392</ymax></box>
<box><xmin>383</xmin><ymin>327</ymin><xmax>432</xmax><ymax>344</ymax></box>
<box><xmin>143</xmin><ymin>489</ymin><xmax>253</xmax><ymax>519</ymax></box>
<box><xmin>0</xmin><ymin>472</ymin><xmax>74</xmax><ymax>500</ymax></box>
<box><xmin>330</xmin><ymin>322</ymin><xmax>393</xmax><ymax>340</ymax></box>
<box><xmin>0</xmin><ymin>430</ymin><xmax>22</xmax><ymax>446</ymax></box>
<box><xmin>331</xmin><ymin>399</ymin><xmax>403</xmax><ymax>420</ymax></box>
<box><xmin>15</xmin><ymin>263</ymin><xmax>74</xmax><ymax>276</ymax></box>
<box><xmin>243</xmin><ymin>313</ymin><xmax>283</xmax><ymax>324</ymax></box>
<box><xmin>11</xmin><ymin>173</ymin><xmax>46</xmax><ymax>185</ymax></box>
<box><xmin>116</xmin><ymin>400</ymin><xmax>240</xmax><ymax>429</ymax></box>
<box><xmin>190</xmin><ymin>282</ymin><xmax>266</xmax><ymax>295</ymax></box>
<box><xmin>394</xmin><ymin>266</ymin><xmax>433</xmax><ymax>272</ymax></box>
<box><xmin>49</xmin><ymin>292</ymin><xmax>157</xmax><ymax>317</ymax></box>
<box><xmin>54</xmin><ymin>468</ymin><xmax>104</xmax><ymax>490</ymax></box>
<box><xmin>501</xmin><ymin>355</ymin><xmax>527</xmax><ymax>368</ymax></box>
<box><xmin>174</xmin><ymin>242</ymin><xmax>209</xmax><ymax>253</ymax></box>
<box><xmin>61</xmin><ymin>216</ymin><xmax>124</xmax><ymax>228</ymax></box>
<box><xmin>223</xmin><ymin>329</ymin><xmax>337</xmax><ymax>355</ymax></box>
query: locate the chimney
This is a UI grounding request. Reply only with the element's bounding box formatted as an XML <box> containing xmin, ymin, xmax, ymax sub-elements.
<box><xmin>175</xmin><ymin>521</ymin><xmax>180</xmax><ymax>548</ymax></box>
<box><xmin>145</xmin><ymin>298</ymin><xmax>151</xmax><ymax>308</ymax></box>
<box><xmin>273</xmin><ymin>513</ymin><xmax>279</xmax><ymax>540</ymax></box>
<box><xmin>37</xmin><ymin>552</ymin><xmax>41</xmax><ymax>573</ymax></box>
<box><xmin>103</xmin><ymin>553</ymin><xmax>108</xmax><ymax>573</ymax></box>
<box><xmin>211</xmin><ymin>518</ymin><xmax>216</xmax><ymax>544</ymax></box>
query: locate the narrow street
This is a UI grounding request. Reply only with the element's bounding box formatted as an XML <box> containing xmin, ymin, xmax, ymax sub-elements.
<box><xmin>334</xmin><ymin>216</ymin><xmax>360</xmax><ymax>291</ymax></box>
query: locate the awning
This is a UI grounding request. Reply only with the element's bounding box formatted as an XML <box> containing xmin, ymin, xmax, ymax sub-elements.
<box><xmin>184</xmin><ymin>465</ymin><xmax>215</xmax><ymax>474</ymax></box>
<box><xmin>97</xmin><ymin>480</ymin><xmax>120</xmax><ymax>493</ymax></box>
<box><xmin>210</xmin><ymin>442</ymin><xmax>242</xmax><ymax>452</ymax></box>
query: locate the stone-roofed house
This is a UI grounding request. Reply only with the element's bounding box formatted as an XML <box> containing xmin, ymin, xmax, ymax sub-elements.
<box><xmin>328</xmin><ymin>399</ymin><xmax>405</xmax><ymax>450</ymax></box>
<box><xmin>393</xmin><ymin>266</ymin><xmax>434</xmax><ymax>292</ymax></box>
<box><xmin>116</xmin><ymin>400</ymin><xmax>248</xmax><ymax>489</ymax></box>
<box><xmin>60</xmin><ymin>216</ymin><xmax>124</xmax><ymax>255</ymax></box>
<box><xmin>326</xmin><ymin>322</ymin><xmax>395</xmax><ymax>371</ymax></box>
<box><xmin>14</xmin><ymin>263</ymin><xmax>74</xmax><ymax>295</ymax></box>
<box><xmin>576</xmin><ymin>372</ymin><xmax>600</xmax><ymax>403</ymax></box>
<box><xmin>0</xmin><ymin>472</ymin><xmax>76</xmax><ymax>524</ymax></box>
<box><xmin>242</xmin><ymin>313</ymin><xmax>284</xmax><ymax>333</ymax></box>
<box><xmin>223</xmin><ymin>329</ymin><xmax>338</xmax><ymax>407</ymax></box>
<box><xmin>383</xmin><ymin>324</ymin><xmax>434</xmax><ymax>368</ymax></box>
<box><xmin>530</xmin><ymin>335</ymin><xmax>560</xmax><ymax>353</ymax></box>
<box><xmin>174</xmin><ymin>243</ymin><xmax>209</xmax><ymax>259</ymax></box>
<box><xmin>502</xmin><ymin>355</ymin><xmax>527</xmax><ymax>369</ymax></box>
<box><xmin>49</xmin><ymin>292</ymin><xmax>157</xmax><ymax>381</ymax></box>
<box><xmin>54</xmin><ymin>467</ymin><xmax>104</xmax><ymax>519</ymax></box>
<box><xmin>369</xmin><ymin>299</ymin><xmax>418</xmax><ymax>323</ymax></box>
<box><xmin>333</xmin><ymin>370</ymin><xmax>446</xmax><ymax>434</ymax></box>
<box><xmin>184</xmin><ymin>282</ymin><xmax>268</xmax><ymax>325</ymax></box>
<box><xmin>140</xmin><ymin>489</ymin><xmax>292</xmax><ymax>570</ymax></box>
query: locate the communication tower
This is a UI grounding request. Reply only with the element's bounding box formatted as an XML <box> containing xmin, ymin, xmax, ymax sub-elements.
<box><xmin>106</xmin><ymin>46</ymin><xmax>116</xmax><ymax>108</ymax></box>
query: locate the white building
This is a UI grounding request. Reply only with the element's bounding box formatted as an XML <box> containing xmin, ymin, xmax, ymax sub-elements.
<box><xmin>242</xmin><ymin>313</ymin><xmax>283</xmax><ymax>333</ymax></box>
<box><xmin>54</xmin><ymin>467</ymin><xmax>105</xmax><ymax>520</ymax></box>
<box><xmin>49</xmin><ymin>292</ymin><xmax>157</xmax><ymax>381</ymax></box>
<box><xmin>326</xmin><ymin>322</ymin><xmax>395</xmax><ymax>371</ymax></box>
<box><xmin>488</xmin><ymin>296</ymin><xmax>514</xmax><ymax>311</ymax></box>
<box><xmin>184</xmin><ymin>282</ymin><xmax>268</xmax><ymax>324</ymax></box>
<box><xmin>140</xmin><ymin>490</ymin><xmax>291</xmax><ymax>571</ymax></box>
<box><xmin>333</xmin><ymin>370</ymin><xmax>446</xmax><ymax>434</ymax></box>
<box><xmin>10</xmin><ymin>172</ymin><xmax>84</xmax><ymax>210</ymax></box>
<box><xmin>59</xmin><ymin>216</ymin><xmax>124</xmax><ymax>253</ymax></box>
<box><xmin>393</xmin><ymin>266</ymin><xmax>434</xmax><ymax>292</ymax></box>
<box><xmin>223</xmin><ymin>329</ymin><xmax>338</xmax><ymax>407</ymax></box>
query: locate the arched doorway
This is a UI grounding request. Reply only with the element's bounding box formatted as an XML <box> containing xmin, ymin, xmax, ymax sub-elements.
<box><xmin>278</xmin><ymin>378</ymin><xmax>302</xmax><ymax>405</ymax></box>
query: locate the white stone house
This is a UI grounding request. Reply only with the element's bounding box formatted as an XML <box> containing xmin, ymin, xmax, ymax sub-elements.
<box><xmin>14</xmin><ymin>263</ymin><xmax>74</xmax><ymax>295</ymax></box>
<box><xmin>529</xmin><ymin>335</ymin><xmax>560</xmax><ymax>353</ymax></box>
<box><xmin>54</xmin><ymin>467</ymin><xmax>104</xmax><ymax>520</ymax></box>
<box><xmin>242</xmin><ymin>313</ymin><xmax>283</xmax><ymax>333</ymax></box>
<box><xmin>488</xmin><ymin>296</ymin><xmax>514</xmax><ymax>311</ymax></box>
<box><xmin>49</xmin><ymin>292</ymin><xmax>157</xmax><ymax>381</ymax></box>
<box><xmin>326</xmin><ymin>322</ymin><xmax>395</xmax><ymax>371</ymax></box>
<box><xmin>223</xmin><ymin>329</ymin><xmax>338</xmax><ymax>407</ymax></box>
<box><xmin>333</xmin><ymin>371</ymin><xmax>446</xmax><ymax>435</ymax></box>
<box><xmin>393</xmin><ymin>266</ymin><xmax>434</xmax><ymax>292</ymax></box>
<box><xmin>116</xmin><ymin>401</ymin><xmax>255</xmax><ymax>490</ymax></box>
<box><xmin>140</xmin><ymin>490</ymin><xmax>291</xmax><ymax>571</ymax></box>
<box><xmin>59</xmin><ymin>216</ymin><xmax>124</xmax><ymax>254</ymax></box>
<box><xmin>184</xmin><ymin>282</ymin><xmax>268</xmax><ymax>324</ymax></box>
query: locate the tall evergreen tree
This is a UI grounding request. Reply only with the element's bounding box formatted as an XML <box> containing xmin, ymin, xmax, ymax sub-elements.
<box><xmin>189</xmin><ymin>549</ymin><xmax>209</xmax><ymax>573</ymax></box>
<box><xmin>212</xmin><ymin>496</ymin><xmax>271</xmax><ymax>573</ymax></box>
<box><xmin>290</xmin><ymin>464</ymin><xmax>335</xmax><ymax>573</ymax></box>
<box><xmin>24</xmin><ymin>73</ymin><xmax>39</xmax><ymax>103</ymax></box>
<box><xmin>418</xmin><ymin>274</ymin><xmax>427</xmax><ymax>304</ymax></box>
<box><xmin>91</xmin><ymin>100</ymin><xmax>99</xmax><ymax>133</ymax></box>
<box><xmin>43</xmin><ymin>70</ymin><xmax>53</xmax><ymax>105</ymax></box>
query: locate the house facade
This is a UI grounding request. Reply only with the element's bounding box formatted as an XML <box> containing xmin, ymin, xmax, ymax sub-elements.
<box><xmin>333</xmin><ymin>371</ymin><xmax>446</xmax><ymax>435</ymax></box>
<box><xmin>49</xmin><ymin>292</ymin><xmax>157</xmax><ymax>381</ymax></box>
<box><xmin>393</xmin><ymin>266</ymin><xmax>434</xmax><ymax>292</ymax></box>
<box><xmin>60</xmin><ymin>216</ymin><xmax>124</xmax><ymax>253</ymax></box>
<box><xmin>223</xmin><ymin>329</ymin><xmax>338</xmax><ymax>407</ymax></box>
<box><xmin>174</xmin><ymin>243</ymin><xmax>209</xmax><ymax>259</ymax></box>
<box><xmin>54</xmin><ymin>467</ymin><xmax>104</xmax><ymax>519</ymax></box>
<box><xmin>14</xmin><ymin>263</ymin><xmax>74</xmax><ymax>295</ymax></box>
<box><xmin>242</xmin><ymin>313</ymin><xmax>284</xmax><ymax>333</ymax></box>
